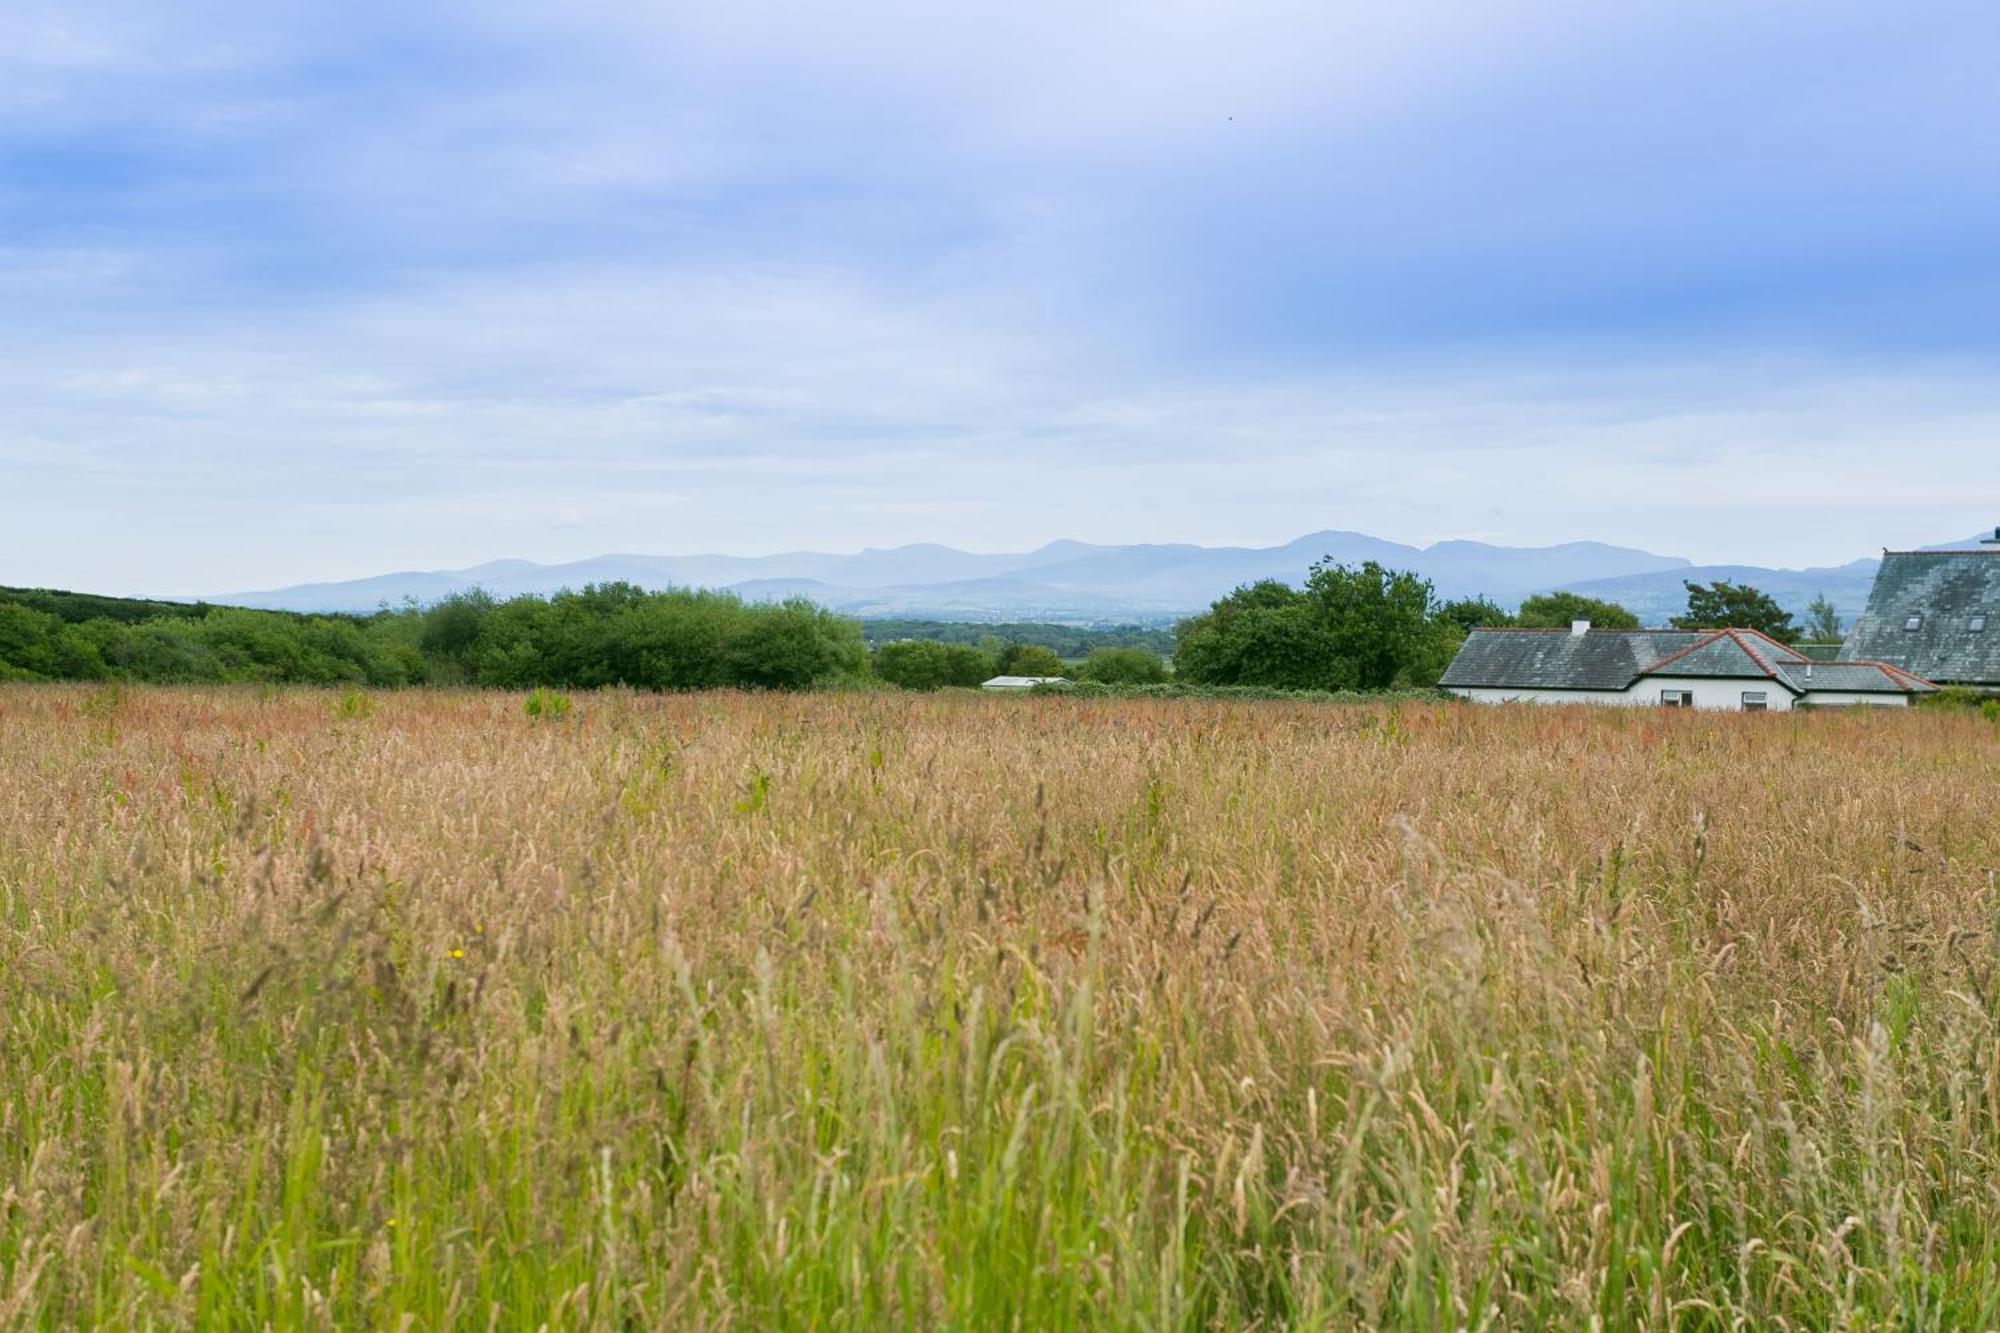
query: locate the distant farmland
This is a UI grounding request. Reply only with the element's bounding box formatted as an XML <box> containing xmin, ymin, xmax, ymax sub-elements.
<box><xmin>3</xmin><ymin>687</ymin><xmax>1998</xmax><ymax>1327</ymax></box>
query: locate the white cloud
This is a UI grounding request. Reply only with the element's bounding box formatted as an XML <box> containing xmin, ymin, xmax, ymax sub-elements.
<box><xmin>3</xmin><ymin>252</ymin><xmax>1996</xmax><ymax>593</ymax></box>
<box><xmin>4</xmin><ymin>1</ymin><xmax>1998</xmax><ymax>594</ymax></box>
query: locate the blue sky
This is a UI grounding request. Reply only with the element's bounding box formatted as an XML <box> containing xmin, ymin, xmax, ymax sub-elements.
<box><xmin>4</xmin><ymin>0</ymin><xmax>1999</xmax><ymax>594</ymax></box>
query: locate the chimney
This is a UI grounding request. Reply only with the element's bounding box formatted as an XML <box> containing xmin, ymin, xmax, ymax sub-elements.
<box><xmin>1570</xmin><ymin>619</ymin><xmax>1591</xmax><ymax>637</ymax></box>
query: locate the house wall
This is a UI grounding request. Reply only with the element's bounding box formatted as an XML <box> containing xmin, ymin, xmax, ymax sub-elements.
<box><xmin>1450</xmin><ymin>680</ymin><xmax>1915</xmax><ymax>709</ymax></box>
<box><xmin>1450</xmin><ymin>677</ymin><xmax>1796</xmax><ymax>711</ymax></box>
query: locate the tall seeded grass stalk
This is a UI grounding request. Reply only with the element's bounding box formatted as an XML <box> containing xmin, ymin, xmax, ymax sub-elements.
<box><xmin>2</xmin><ymin>686</ymin><xmax>1999</xmax><ymax>1328</ymax></box>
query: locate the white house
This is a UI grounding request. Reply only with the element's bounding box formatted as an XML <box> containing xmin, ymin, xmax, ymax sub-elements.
<box><xmin>980</xmin><ymin>675</ymin><xmax>1070</xmax><ymax>691</ymax></box>
<box><xmin>1441</xmin><ymin>622</ymin><xmax>1934</xmax><ymax>710</ymax></box>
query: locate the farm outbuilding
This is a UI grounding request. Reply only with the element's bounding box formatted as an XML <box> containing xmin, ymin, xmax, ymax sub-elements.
<box><xmin>980</xmin><ymin>675</ymin><xmax>1069</xmax><ymax>691</ymax></box>
<box><xmin>1441</xmin><ymin>622</ymin><xmax>1933</xmax><ymax>710</ymax></box>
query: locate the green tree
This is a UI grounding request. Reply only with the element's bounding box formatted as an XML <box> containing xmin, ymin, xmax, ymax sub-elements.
<box><xmin>1172</xmin><ymin>581</ymin><xmax>1328</xmax><ymax>690</ymax></box>
<box><xmin>872</xmin><ymin>640</ymin><xmax>994</xmax><ymax>690</ymax></box>
<box><xmin>0</xmin><ymin>602</ymin><xmax>63</xmax><ymax>678</ymax></box>
<box><xmin>1436</xmin><ymin>596</ymin><xmax>1515</xmax><ymax>634</ymax></box>
<box><xmin>995</xmin><ymin>643</ymin><xmax>1068</xmax><ymax>677</ymax></box>
<box><xmin>1803</xmin><ymin>593</ymin><xmax>1843</xmax><ymax>643</ymax></box>
<box><xmin>1078</xmin><ymin>647</ymin><xmax>1167</xmax><ymax>684</ymax></box>
<box><xmin>1175</xmin><ymin>562</ymin><xmax>1447</xmax><ymax>692</ymax></box>
<box><xmin>419</xmin><ymin>589</ymin><xmax>496</xmax><ymax>678</ymax></box>
<box><xmin>1516</xmin><ymin>592</ymin><xmax>1640</xmax><ymax>631</ymax></box>
<box><xmin>1301</xmin><ymin>560</ymin><xmax>1443</xmax><ymax>690</ymax></box>
<box><xmin>1673</xmin><ymin>581</ymin><xmax>1799</xmax><ymax>643</ymax></box>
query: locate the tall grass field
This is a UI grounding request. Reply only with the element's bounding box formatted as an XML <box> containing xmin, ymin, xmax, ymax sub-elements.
<box><xmin>3</xmin><ymin>686</ymin><xmax>1998</xmax><ymax>1328</ymax></box>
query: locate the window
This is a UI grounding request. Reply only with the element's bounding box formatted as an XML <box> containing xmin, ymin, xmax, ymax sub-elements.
<box><xmin>1973</xmin><ymin>615</ymin><xmax>1989</xmax><ymax>633</ymax></box>
<box><xmin>1741</xmin><ymin>691</ymin><xmax>1768</xmax><ymax>711</ymax></box>
<box><xmin>1905</xmin><ymin>614</ymin><xmax>1923</xmax><ymax>631</ymax></box>
<box><xmin>1660</xmin><ymin>689</ymin><xmax>1694</xmax><ymax>708</ymax></box>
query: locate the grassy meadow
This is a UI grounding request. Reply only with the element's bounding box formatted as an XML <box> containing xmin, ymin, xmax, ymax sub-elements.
<box><xmin>3</xmin><ymin>685</ymin><xmax>1999</xmax><ymax>1329</ymax></box>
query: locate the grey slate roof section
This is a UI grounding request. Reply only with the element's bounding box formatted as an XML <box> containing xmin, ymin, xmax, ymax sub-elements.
<box><xmin>1647</xmin><ymin>635</ymin><xmax>1778</xmax><ymax>679</ymax></box>
<box><xmin>1440</xmin><ymin>630</ymin><xmax>1705</xmax><ymax>690</ymax></box>
<box><xmin>1840</xmin><ymin>551</ymin><xmax>2000</xmax><ymax>686</ymax></box>
<box><xmin>1774</xmin><ymin>662</ymin><xmax>1936</xmax><ymax>694</ymax></box>
<box><xmin>1444</xmin><ymin>627</ymin><xmax>1933</xmax><ymax>696</ymax></box>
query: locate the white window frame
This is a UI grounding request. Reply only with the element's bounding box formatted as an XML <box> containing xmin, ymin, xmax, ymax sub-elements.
<box><xmin>1741</xmin><ymin>691</ymin><xmax>1768</xmax><ymax>711</ymax></box>
<box><xmin>1904</xmin><ymin>614</ymin><xmax>1923</xmax><ymax>631</ymax></box>
<box><xmin>1659</xmin><ymin>689</ymin><xmax>1694</xmax><ymax>708</ymax></box>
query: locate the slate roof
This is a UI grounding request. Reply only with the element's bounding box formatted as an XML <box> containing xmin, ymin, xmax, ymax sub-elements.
<box><xmin>1439</xmin><ymin>629</ymin><xmax>1706</xmax><ymax>691</ymax></box>
<box><xmin>1840</xmin><ymin>550</ymin><xmax>2000</xmax><ymax>687</ymax></box>
<box><xmin>1772</xmin><ymin>661</ymin><xmax>1936</xmax><ymax>695</ymax></box>
<box><xmin>1444</xmin><ymin>627</ymin><xmax>1933</xmax><ymax>696</ymax></box>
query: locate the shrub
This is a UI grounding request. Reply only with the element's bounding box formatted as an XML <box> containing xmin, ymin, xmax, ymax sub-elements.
<box><xmin>1077</xmin><ymin>647</ymin><xmax>1167</xmax><ymax>684</ymax></box>
<box><xmin>872</xmin><ymin>640</ymin><xmax>994</xmax><ymax>690</ymax></box>
<box><xmin>995</xmin><ymin>643</ymin><xmax>1068</xmax><ymax>677</ymax></box>
<box><xmin>523</xmin><ymin>687</ymin><xmax>572</xmax><ymax>719</ymax></box>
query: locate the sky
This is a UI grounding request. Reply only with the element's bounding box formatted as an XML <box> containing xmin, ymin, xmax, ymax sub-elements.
<box><xmin>4</xmin><ymin>0</ymin><xmax>1999</xmax><ymax>595</ymax></box>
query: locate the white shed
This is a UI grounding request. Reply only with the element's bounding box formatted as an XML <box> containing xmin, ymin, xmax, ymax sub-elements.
<box><xmin>980</xmin><ymin>675</ymin><xmax>1070</xmax><ymax>691</ymax></box>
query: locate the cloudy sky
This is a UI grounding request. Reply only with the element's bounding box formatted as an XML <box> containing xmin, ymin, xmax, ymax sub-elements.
<box><xmin>5</xmin><ymin>0</ymin><xmax>1999</xmax><ymax>594</ymax></box>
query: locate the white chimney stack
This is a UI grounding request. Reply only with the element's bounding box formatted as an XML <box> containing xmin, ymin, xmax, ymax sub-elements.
<box><xmin>1570</xmin><ymin>619</ymin><xmax>1591</xmax><ymax>636</ymax></box>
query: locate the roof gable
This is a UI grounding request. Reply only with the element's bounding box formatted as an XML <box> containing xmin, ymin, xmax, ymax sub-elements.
<box><xmin>1645</xmin><ymin>630</ymin><xmax>1787</xmax><ymax>682</ymax></box>
<box><xmin>1841</xmin><ymin>551</ymin><xmax>2000</xmax><ymax>685</ymax></box>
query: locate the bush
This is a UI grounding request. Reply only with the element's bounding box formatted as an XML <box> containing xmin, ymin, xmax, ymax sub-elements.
<box><xmin>1077</xmin><ymin>647</ymin><xmax>1167</xmax><ymax>684</ymax></box>
<box><xmin>523</xmin><ymin>687</ymin><xmax>572</xmax><ymax>719</ymax></box>
<box><xmin>994</xmin><ymin>643</ymin><xmax>1068</xmax><ymax>677</ymax></box>
<box><xmin>872</xmin><ymin>641</ymin><xmax>994</xmax><ymax>690</ymax></box>
<box><xmin>1919</xmin><ymin>686</ymin><xmax>1993</xmax><ymax>712</ymax></box>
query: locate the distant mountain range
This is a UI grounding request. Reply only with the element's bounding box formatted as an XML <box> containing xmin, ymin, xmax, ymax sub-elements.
<box><xmin>211</xmin><ymin>530</ymin><xmax>1988</xmax><ymax>625</ymax></box>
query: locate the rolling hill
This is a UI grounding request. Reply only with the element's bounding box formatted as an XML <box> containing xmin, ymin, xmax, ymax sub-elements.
<box><xmin>210</xmin><ymin>531</ymin><xmax>1981</xmax><ymax>625</ymax></box>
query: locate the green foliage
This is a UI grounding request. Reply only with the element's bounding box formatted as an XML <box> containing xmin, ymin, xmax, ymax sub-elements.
<box><xmin>1515</xmin><ymin>591</ymin><xmax>1640</xmax><ymax>631</ymax></box>
<box><xmin>858</xmin><ymin>619</ymin><xmax>1174</xmax><ymax>656</ymax></box>
<box><xmin>335</xmin><ymin>689</ymin><xmax>376</xmax><ymax>721</ymax></box>
<box><xmin>0</xmin><ymin>582</ymin><xmax>867</xmax><ymax>692</ymax></box>
<box><xmin>523</xmin><ymin>687</ymin><xmax>572</xmax><ymax>719</ymax></box>
<box><xmin>1919</xmin><ymin>686</ymin><xmax>1996</xmax><ymax>713</ymax></box>
<box><xmin>1803</xmin><ymin>592</ymin><xmax>1844</xmax><ymax>643</ymax></box>
<box><xmin>0</xmin><ymin>584</ymin><xmax>212</xmax><ymax>624</ymax></box>
<box><xmin>994</xmin><ymin>643</ymin><xmax>1069</xmax><ymax>677</ymax></box>
<box><xmin>871</xmin><ymin>640</ymin><xmax>995</xmax><ymax>690</ymax></box>
<box><xmin>1436</xmin><ymin>596</ymin><xmax>1515</xmax><ymax>633</ymax></box>
<box><xmin>1174</xmin><ymin>562</ymin><xmax>1456</xmax><ymax>691</ymax></box>
<box><xmin>1673</xmin><ymin>580</ymin><xmax>1799</xmax><ymax>642</ymax></box>
<box><xmin>1057</xmin><ymin>680</ymin><xmax>1446</xmax><ymax>703</ymax></box>
<box><xmin>1077</xmin><ymin>647</ymin><xmax>1169</xmax><ymax>684</ymax></box>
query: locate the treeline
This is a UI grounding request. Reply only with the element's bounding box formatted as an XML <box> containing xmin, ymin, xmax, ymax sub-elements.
<box><xmin>856</xmin><ymin>620</ymin><xmax>1176</xmax><ymax>656</ymax></box>
<box><xmin>0</xmin><ymin>584</ymin><xmax>867</xmax><ymax>689</ymax></box>
<box><xmin>0</xmin><ymin>581</ymin><xmax>1192</xmax><ymax>692</ymax></box>
<box><xmin>0</xmin><ymin>582</ymin><xmax>1178</xmax><ymax>692</ymax></box>
<box><xmin>8</xmin><ymin>563</ymin><xmax>1795</xmax><ymax>696</ymax></box>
